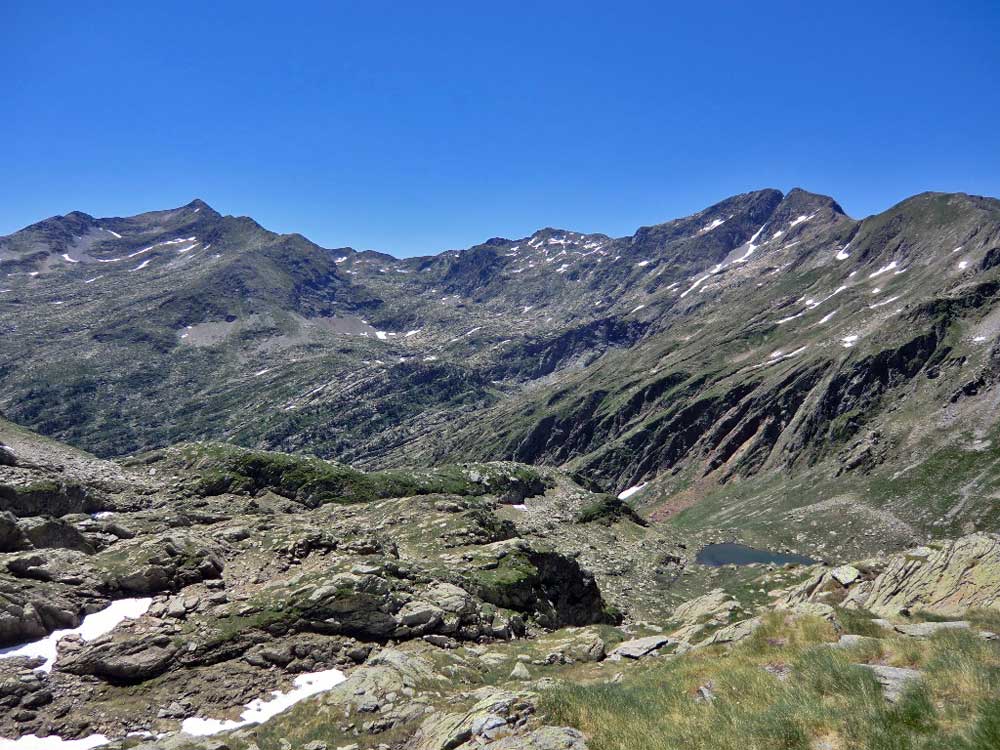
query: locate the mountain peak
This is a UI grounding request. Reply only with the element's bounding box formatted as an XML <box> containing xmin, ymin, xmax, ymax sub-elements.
<box><xmin>782</xmin><ymin>187</ymin><xmax>847</xmax><ymax>217</ymax></box>
<box><xmin>184</xmin><ymin>198</ymin><xmax>217</xmax><ymax>214</ymax></box>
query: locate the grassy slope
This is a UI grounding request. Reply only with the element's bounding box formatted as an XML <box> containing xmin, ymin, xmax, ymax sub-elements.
<box><xmin>542</xmin><ymin>612</ymin><xmax>1000</xmax><ymax>750</ymax></box>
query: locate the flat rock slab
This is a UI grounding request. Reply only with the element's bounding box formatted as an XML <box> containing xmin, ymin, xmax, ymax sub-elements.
<box><xmin>830</xmin><ymin>565</ymin><xmax>861</xmax><ymax>586</ymax></box>
<box><xmin>608</xmin><ymin>635</ymin><xmax>673</xmax><ymax>660</ymax></box>
<box><xmin>829</xmin><ymin>634</ymin><xmax>880</xmax><ymax>649</ymax></box>
<box><xmin>894</xmin><ymin>621</ymin><xmax>970</xmax><ymax>638</ymax></box>
<box><xmin>857</xmin><ymin>664</ymin><xmax>923</xmax><ymax>702</ymax></box>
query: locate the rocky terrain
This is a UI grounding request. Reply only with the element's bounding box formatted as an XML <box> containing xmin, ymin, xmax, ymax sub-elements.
<box><xmin>0</xmin><ymin>417</ymin><xmax>662</xmax><ymax>746</ymax></box>
<box><xmin>1</xmin><ymin>419</ymin><xmax>999</xmax><ymax>749</ymax></box>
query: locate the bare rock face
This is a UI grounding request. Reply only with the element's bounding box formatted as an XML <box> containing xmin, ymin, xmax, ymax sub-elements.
<box><xmin>56</xmin><ymin>630</ymin><xmax>179</xmax><ymax>683</ymax></box>
<box><xmin>104</xmin><ymin>533</ymin><xmax>225</xmax><ymax>595</ymax></box>
<box><xmin>842</xmin><ymin>534</ymin><xmax>1000</xmax><ymax>616</ymax></box>
<box><xmin>777</xmin><ymin>533</ymin><xmax>1000</xmax><ymax>618</ymax></box>
<box><xmin>667</xmin><ymin>588</ymin><xmax>741</xmax><ymax>643</ymax></box>
<box><xmin>0</xmin><ymin>512</ymin><xmax>30</xmax><ymax>552</ymax></box>
<box><xmin>411</xmin><ymin>687</ymin><xmax>585</xmax><ymax>750</ymax></box>
<box><xmin>0</xmin><ymin>444</ymin><xmax>17</xmax><ymax>467</ymax></box>
<box><xmin>857</xmin><ymin>664</ymin><xmax>923</xmax><ymax>703</ymax></box>
<box><xmin>0</xmin><ymin>577</ymin><xmax>83</xmax><ymax>647</ymax></box>
<box><xmin>607</xmin><ymin>635</ymin><xmax>674</xmax><ymax>660</ymax></box>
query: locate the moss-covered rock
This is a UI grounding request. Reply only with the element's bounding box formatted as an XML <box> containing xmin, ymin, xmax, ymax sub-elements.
<box><xmin>159</xmin><ymin>444</ymin><xmax>552</xmax><ymax>508</ymax></box>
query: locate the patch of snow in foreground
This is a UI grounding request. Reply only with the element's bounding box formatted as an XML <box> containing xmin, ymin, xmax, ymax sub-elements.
<box><xmin>130</xmin><ymin>258</ymin><xmax>153</xmax><ymax>272</ymax></box>
<box><xmin>842</xmin><ymin>334</ymin><xmax>859</xmax><ymax>348</ymax></box>
<box><xmin>618</xmin><ymin>483</ymin><xmax>648</xmax><ymax>500</ymax></box>
<box><xmin>959</xmin><ymin>260</ymin><xmax>969</xmax><ymax>270</ymax></box>
<box><xmin>510</xmin><ymin>504</ymin><xmax>527</xmax><ymax>511</ymax></box>
<box><xmin>181</xmin><ymin>669</ymin><xmax>347</xmax><ymax>736</ymax></box>
<box><xmin>0</xmin><ymin>598</ymin><xmax>152</xmax><ymax>673</ymax></box>
<box><xmin>973</xmin><ymin>336</ymin><xmax>987</xmax><ymax>343</ymax></box>
<box><xmin>61</xmin><ymin>253</ymin><xmax>79</xmax><ymax>263</ymax></box>
<box><xmin>0</xmin><ymin>733</ymin><xmax>111</xmax><ymax>749</ymax></box>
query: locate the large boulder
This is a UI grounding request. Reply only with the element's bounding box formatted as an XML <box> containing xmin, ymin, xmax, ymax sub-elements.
<box><xmin>412</xmin><ymin>687</ymin><xmax>588</xmax><ymax>750</ymax></box>
<box><xmin>411</xmin><ymin>688</ymin><xmax>537</xmax><ymax>750</ymax></box>
<box><xmin>297</xmin><ymin>572</ymin><xmax>401</xmax><ymax>639</ymax></box>
<box><xmin>478</xmin><ymin>727</ymin><xmax>589</xmax><ymax>750</ymax></box>
<box><xmin>0</xmin><ymin>443</ymin><xmax>17</xmax><ymax>467</ymax></box>
<box><xmin>0</xmin><ymin>480</ymin><xmax>98</xmax><ymax>517</ymax></box>
<box><xmin>0</xmin><ymin>511</ymin><xmax>30</xmax><ymax>552</ymax></box>
<box><xmin>668</xmin><ymin>588</ymin><xmax>740</xmax><ymax>642</ymax></box>
<box><xmin>0</xmin><ymin>577</ymin><xmax>83</xmax><ymax>647</ymax></box>
<box><xmin>465</xmin><ymin>539</ymin><xmax>615</xmax><ymax>628</ymax></box>
<box><xmin>56</xmin><ymin>631</ymin><xmax>178</xmax><ymax>682</ymax></box>
<box><xmin>99</xmin><ymin>534</ymin><xmax>224</xmax><ymax>594</ymax></box>
<box><xmin>857</xmin><ymin>664</ymin><xmax>923</xmax><ymax>703</ymax></box>
<box><xmin>608</xmin><ymin>635</ymin><xmax>674</xmax><ymax>660</ymax></box>
<box><xmin>307</xmin><ymin>648</ymin><xmax>441</xmax><ymax>730</ymax></box>
<box><xmin>17</xmin><ymin>517</ymin><xmax>95</xmax><ymax>553</ymax></box>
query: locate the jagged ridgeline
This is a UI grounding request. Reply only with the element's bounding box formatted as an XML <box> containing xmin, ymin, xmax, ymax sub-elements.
<box><xmin>3</xmin><ymin>190</ymin><xmax>1000</xmax><ymax>558</ymax></box>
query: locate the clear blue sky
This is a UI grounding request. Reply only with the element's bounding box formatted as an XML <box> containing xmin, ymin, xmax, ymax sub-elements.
<box><xmin>2</xmin><ymin>1</ymin><xmax>998</xmax><ymax>257</ymax></box>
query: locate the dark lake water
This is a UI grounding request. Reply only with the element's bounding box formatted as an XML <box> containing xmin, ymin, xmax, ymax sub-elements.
<box><xmin>696</xmin><ymin>542</ymin><xmax>817</xmax><ymax>567</ymax></box>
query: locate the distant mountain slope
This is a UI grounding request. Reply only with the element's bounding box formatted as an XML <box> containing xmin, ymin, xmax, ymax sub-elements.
<box><xmin>3</xmin><ymin>189</ymin><xmax>1000</xmax><ymax>553</ymax></box>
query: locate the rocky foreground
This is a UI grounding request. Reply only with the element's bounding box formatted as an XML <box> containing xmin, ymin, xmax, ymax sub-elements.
<box><xmin>2</xmin><ymin>418</ymin><xmax>1000</xmax><ymax>749</ymax></box>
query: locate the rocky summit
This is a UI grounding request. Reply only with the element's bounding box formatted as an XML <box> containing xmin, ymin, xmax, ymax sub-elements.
<box><xmin>2</xmin><ymin>190</ymin><xmax>1000</xmax><ymax>749</ymax></box>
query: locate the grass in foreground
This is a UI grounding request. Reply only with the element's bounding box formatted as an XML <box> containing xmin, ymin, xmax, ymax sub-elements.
<box><xmin>541</xmin><ymin>612</ymin><xmax>1000</xmax><ymax>750</ymax></box>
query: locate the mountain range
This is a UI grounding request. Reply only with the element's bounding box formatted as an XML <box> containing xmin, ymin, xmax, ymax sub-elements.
<box><xmin>4</xmin><ymin>188</ymin><xmax>1000</xmax><ymax>559</ymax></box>
<box><xmin>3</xmin><ymin>187</ymin><xmax>1000</xmax><ymax>748</ymax></box>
